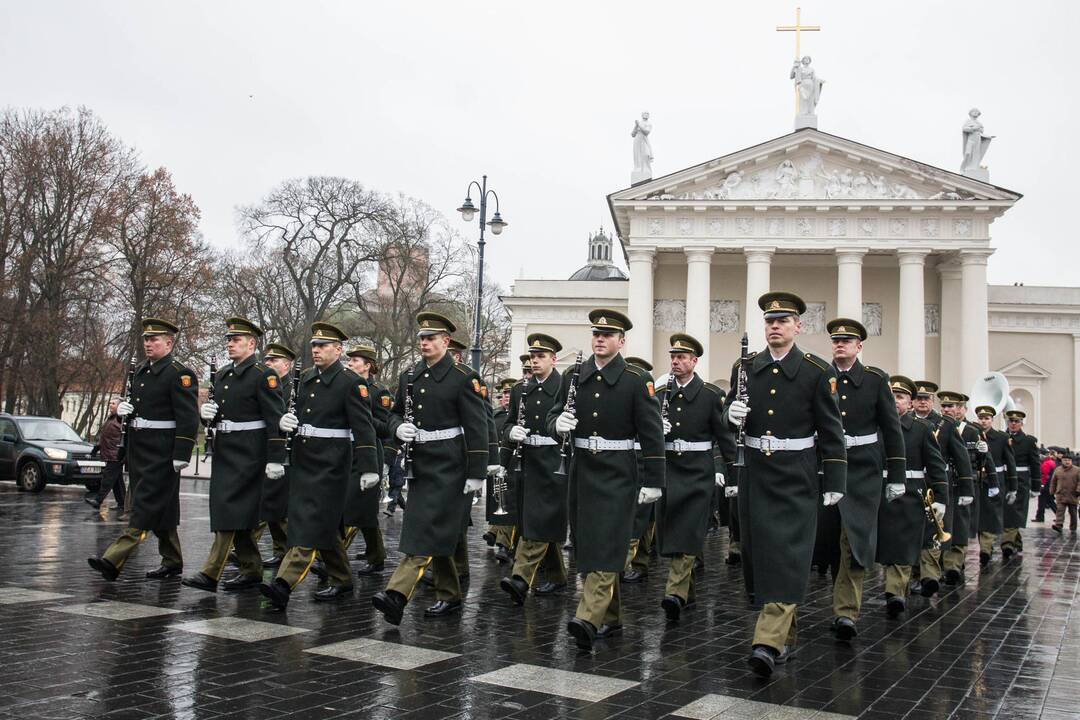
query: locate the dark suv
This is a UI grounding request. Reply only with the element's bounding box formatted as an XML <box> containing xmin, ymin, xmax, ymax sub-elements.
<box><xmin>0</xmin><ymin>414</ymin><xmax>105</xmax><ymax>493</ymax></box>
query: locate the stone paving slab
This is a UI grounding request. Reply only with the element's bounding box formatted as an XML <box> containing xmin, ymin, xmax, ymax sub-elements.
<box><xmin>306</xmin><ymin>637</ymin><xmax>460</xmax><ymax>669</ymax></box>
<box><xmin>172</xmin><ymin>616</ymin><xmax>310</xmax><ymax>642</ymax></box>
<box><xmin>52</xmin><ymin>600</ymin><xmax>184</xmax><ymax>620</ymax></box>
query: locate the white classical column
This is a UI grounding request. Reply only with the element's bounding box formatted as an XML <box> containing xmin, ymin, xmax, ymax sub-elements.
<box><xmin>937</xmin><ymin>263</ymin><xmax>962</xmax><ymax>390</ymax></box>
<box><xmin>835</xmin><ymin>247</ymin><xmax>867</xmax><ymax>319</ymax></box>
<box><xmin>959</xmin><ymin>249</ymin><xmax>993</xmax><ymax>396</ymax></box>
<box><xmin>684</xmin><ymin>248</ymin><xmax>714</xmax><ymax>367</ymax></box>
<box><xmin>626</xmin><ymin>246</ymin><xmax>656</xmax><ymax>363</ymax></box>
<box><xmin>1073</xmin><ymin>334</ymin><xmax>1080</xmax><ymax>449</ymax></box>
<box><xmin>896</xmin><ymin>250</ymin><xmax>929</xmax><ymax>378</ymax></box>
<box><xmin>744</xmin><ymin>247</ymin><xmax>775</xmax><ymax>348</ymax></box>
<box><xmin>509</xmin><ymin>321</ymin><xmax>528</xmax><ymax>365</ymax></box>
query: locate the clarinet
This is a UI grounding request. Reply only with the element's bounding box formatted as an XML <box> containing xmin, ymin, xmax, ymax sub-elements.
<box><xmin>283</xmin><ymin>362</ymin><xmax>301</xmax><ymax>465</ymax></box>
<box><xmin>510</xmin><ymin>371</ymin><xmax>528</xmax><ymax>474</ymax></box>
<box><xmin>117</xmin><ymin>356</ymin><xmax>136</xmax><ymax>462</ymax></box>
<box><xmin>554</xmin><ymin>351</ymin><xmax>583</xmax><ymax>477</ymax></box>
<box><xmin>204</xmin><ymin>356</ymin><xmax>218</xmax><ymax>456</ymax></box>
<box><xmin>733</xmin><ymin>333</ymin><xmax>750</xmax><ymax>468</ymax></box>
<box><xmin>401</xmin><ymin>378</ymin><xmax>416</xmax><ymax>480</ymax></box>
<box><xmin>660</xmin><ymin>373</ymin><xmax>673</xmax><ymax>431</ymax></box>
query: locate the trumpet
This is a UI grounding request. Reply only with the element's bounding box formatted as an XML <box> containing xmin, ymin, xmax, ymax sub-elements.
<box><xmin>491</xmin><ymin>466</ymin><xmax>509</xmax><ymax>516</ymax></box>
<box><xmin>923</xmin><ymin>488</ymin><xmax>952</xmax><ymax>549</ymax></box>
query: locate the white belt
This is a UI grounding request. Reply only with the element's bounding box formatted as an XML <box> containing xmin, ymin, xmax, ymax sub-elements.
<box><xmin>297</xmin><ymin>424</ymin><xmax>351</xmax><ymax>439</ymax></box>
<box><xmin>130</xmin><ymin>418</ymin><xmax>176</xmax><ymax>430</ymax></box>
<box><xmin>844</xmin><ymin>432</ymin><xmax>878</xmax><ymax>449</ymax></box>
<box><xmin>883</xmin><ymin>470</ymin><xmax>925</xmax><ymax>479</ymax></box>
<box><xmin>665</xmin><ymin>439</ymin><xmax>713</xmax><ymax>452</ymax></box>
<box><xmin>415</xmin><ymin>426</ymin><xmax>463</xmax><ymax>443</ymax></box>
<box><xmin>1016</xmin><ymin>468</ymin><xmax>1031</xmax><ymax>474</ymax></box>
<box><xmin>745</xmin><ymin>435</ymin><xmax>815</xmax><ymax>452</ymax></box>
<box><xmin>995</xmin><ymin>465</ymin><xmax>1006</xmax><ymax>473</ymax></box>
<box><xmin>634</xmin><ymin>442</ymin><xmax>642</xmax><ymax>450</ymax></box>
<box><xmin>574</xmin><ymin>437</ymin><xmax>636</xmax><ymax>451</ymax></box>
<box><xmin>522</xmin><ymin>435</ymin><xmax>558</xmax><ymax>447</ymax></box>
<box><xmin>216</xmin><ymin>420</ymin><xmax>267</xmax><ymax>433</ymax></box>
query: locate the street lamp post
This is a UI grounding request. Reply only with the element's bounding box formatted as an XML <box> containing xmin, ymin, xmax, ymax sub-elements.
<box><xmin>457</xmin><ymin>175</ymin><xmax>507</xmax><ymax>372</ymax></box>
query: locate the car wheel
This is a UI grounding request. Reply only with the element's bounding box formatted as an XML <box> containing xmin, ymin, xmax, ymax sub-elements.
<box><xmin>18</xmin><ymin>461</ymin><xmax>46</xmax><ymax>493</ymax></box>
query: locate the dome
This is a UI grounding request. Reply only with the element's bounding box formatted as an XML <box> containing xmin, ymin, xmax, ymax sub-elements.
<box><xmin>568</xmin><ymin>228</ymin><xmax>627</xmax><ymax>281</ymax></box>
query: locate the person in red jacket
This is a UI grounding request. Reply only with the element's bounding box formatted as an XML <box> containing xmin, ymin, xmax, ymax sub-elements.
<box><xmin>1037</xmin><ymin>450</ymin><xmax>1058</xmax><ymax>522</ymax></box>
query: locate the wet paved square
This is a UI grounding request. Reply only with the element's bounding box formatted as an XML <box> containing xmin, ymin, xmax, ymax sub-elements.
<box><xmin>0</xmin><ymin>479</ymin><xmax>1076</xmax><ymax>719</ymax></box>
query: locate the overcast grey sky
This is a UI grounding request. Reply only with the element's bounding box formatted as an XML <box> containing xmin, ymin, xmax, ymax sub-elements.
<box><xmin>3</xmin><ymin>1</ymin><xmax>1074</xmax><ymax>286</ymax></box>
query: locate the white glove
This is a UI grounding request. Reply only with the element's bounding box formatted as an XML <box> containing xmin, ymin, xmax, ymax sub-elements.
<box><xmin>988</xmin><ymin>486</ymin><xmax>1000</xmax><ymax>498</ymax></box>
<box><xmin>508</xmin><ymin>425</ymin><xmax>529</xmax><ymax>442</ymax></box>
<box><xmin>1031</xmin><ymin>490</ymin><xmax>1040</xmax><ymax>499</ymax></box>
<box><xmin>173</xmin><ymin>460</ymin><xmax>188</xmax><ymax>472</ymax></box>
<box><xmin>464</xmin><ymin>478</ymin><xmax>484</xmax><ymax>494</ymax></box>
<box><xmin>728</xmin><ymin>400</ymin><xmax>750</xmax><ymax>427</ymax></box>
<box><xmin>117</xmin><ymin>401</ymin><xmax>134</xmax><ymax>417</ymax></box>
<box><xmin>199</xmin><ymin>402</ymin><xmax>219</xmax><ymax>422</ymax></box>
<box><xmin>555</xmin><ymin>411</ymin><xmax>577</xmax><ymax>434</ymax></box>
<box><xmin>265</xmin><ymin>463</ymin><xmax>285</xmax><ymax>479</ymax></box>
<box><xmin>958</xmin><ymin>495</ymin><xmax>974</xmax><ymax>506</ymax></box>
<box><xmin>359</xmin><ymin>472</ymin><xmax>379</xmax><ymax>490</ymax></box>
<box><xmin>932</xmin><ymin>502</ymin><xmax>946</xmax><ymax>521</ymax></box>
<box><xmin>637</xmin><ymin>487</ymin><xmax>662</xmax><ymax>504</ymax></box>
<box><xmin>395</xmin><ymin>422</ymin><xmax>417</xmax><ymax>442</ymax></box>
<box><xmin>725</xmin><ymin>485</ymin><xmax>738</xmax><ymax>498</ymax></box>
<box><xmin>662</xmin><ymin>418</ymin><xmax>672</xmax><ymax>435</ymax></box>
<box><xmin>885</xmin><ymin>483</ymin><xmax>906</xmax><ymax>502</ymax></box>
<box><xmin>976</xmin><ymin>440</ymin><xmax>988</xmax><ymax>453</ymax></box>
<box><xmin>279</xmin><ymin>412</ymin><xmax>299</xmax><ymax>433</ymax></box>
<box><xmin>823</xmin><ymin>491</ymin><xmax>844</xmax><ymax>506</ymax></box>
<box><xmin>487</xmin><ymin>464</ymin><xmax>502</xmax><ymax>477</ymax></box>
<box><xmin>1006</xmin><ymin>490</ymin><xmax>1017</xmax><ymax>504</ymax></box>
<box><xmin>715</xmin><ymin>472</ymin><xmax>725</xmax><ymax>487</ymax></box>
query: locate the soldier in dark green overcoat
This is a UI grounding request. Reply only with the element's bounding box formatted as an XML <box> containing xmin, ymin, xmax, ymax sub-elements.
<box><xmin>548</xmin><ymin>309</ymin><xmax>665</xmax><ymax>652</ymax></box>
<box><xmin>89</xmin><ymin>318</ymin><xmax>199</xmax><ymax>582</ymax></box>
<box><xmin>1003</xmin><ymin>409</ymin><xmax>1040</xmax><ymax>557</ymax></box>
<box><xmin>371</xmin><ymin>313</ymin><xmax>489</xmax><ymax>625</ymax></box>
<box><xmin>623</xmin><ymin>356</ymin><xmax>657</xmax><ymax>583</ymax></box>
<box><xmin>723</xmin><ymin>293</ymin><xmax>847</xmax><ymax>678</ymax></box>
<box><xmin>258</xmin><ymin>322</ymin><xmax>379</xmax><ymax>609</ymax></box>
<box><xmin>876</xmin><ymin>376</ymin><xmax>947</xmax><ymax>618</ymax></box>
<box><xmin>976</xmin><ymin>405</ymin><xmax>1017</xmax><ymax>566</ymax></box>
<box><xmin>937</xmin><ymin>391</ymin><xmax>980</xmax><ymax>585</ymax></box>
<box><xmin>182</xmin><ymin>317</ymin><xmax>285</xmax><ymax>593</ymax></box>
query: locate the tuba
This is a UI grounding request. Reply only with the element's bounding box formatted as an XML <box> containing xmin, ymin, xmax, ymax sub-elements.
<box><xmin>967</xmin><ymin>371</ymin><xmax>1012</xmax><ymax>423</ymax></box>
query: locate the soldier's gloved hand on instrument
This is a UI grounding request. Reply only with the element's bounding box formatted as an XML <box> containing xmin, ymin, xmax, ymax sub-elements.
<box><xmin>662</xmin><ymin>418</ymin><xmax>672</xmax><ymax>435</ymax></box>
<box><xmin>725</xmin><ymin>485</ymin><xmax>738</xmax><ymax>497</ymax></box>
<box><xmin>932</xmin><ymin>502</ymin><xmax>946</xmax><ymax>521</ymax></box>
<box><xmin>1006</xmin><ymin>490</ymin><xmax>1017</xmax><ymax>504</ymax></box>
<box><xmin>822</xmin><ymin>491</ymin><xmax>844</xmax><ymax>506</ymax></box>
<box><xmin>487</xmin><ymin>464</ymin><xmax>502</xmax><ymax>478</ymax></box>
<box><xmin>359</xmin><ymin>472</ymin><xmax>379</xmax><ymax>490</ymax></box>
<box><xmin>173</xmin><ymin>460</ymin><xmax>188</xmax><ymax>472</ymax></box>
<box><xmin>715</xmin><ymin>472</ymin><xmax>725</xmax><ymax>487</ymax></box>
<box><xmin>117</xmin><ymin>400</ymin><xmax>134</xmax><ymax>417</ymax></box>
<box><xmin>727</xmin><ymin>399</ymin><xmax>750</xmax><ymax>427</ymax></box>
<box><xmin>958</xmin><ymin>495</ymin><xmax>974</xmax><ymax>506</ymax></box>
<box><xmin>976</xmin><ymin>440</ymin><xmax>988</xmax><ymax>453</ymax></box>
<box><xmin>508</xmin><ymin>425</ymin><xmax>529</xmax><ymax>443</ymax></box>
<box><xmin>463</xmin><ymin>478</ymin><xmax>484</xmax><ymax>494</ymax></box>
<box><xmin>637</xmin><ymin>487</ymin><xmax>662</xmax><ymax>504</ymax></box>
<box><xmin>987</xmin><ymin>486</ymin><xmax>1000</xmax><ymax>498</ymax></box>
<box><xmin>266</xmin><ymin>463</ymin><xmax>285</xmax><ymax>480</ymax></box>
<box><xmin>199</xmin><ymin>402</ymin><xmax>219</xmax><ymax>422</ymax></box>
<box><xmin>395</xmin><ymin>422</ymin><xmax>417</xmax><ymax>442</ymax></box>
<box><xmin>885</xmin><ymin>483</ymin><xmax>906</xmax><ymax>502</ymax></box>
<box><xmin>279</xmin><ymin>412</ymin><xmax>299</xmax><ymax>433</ymax></box>
<box><xmin>555</xmin><ymin>411</ymin><xmax>577</xmax><ymax>434</ymax></box>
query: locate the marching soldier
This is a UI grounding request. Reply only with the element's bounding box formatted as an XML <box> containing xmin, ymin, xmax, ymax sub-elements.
<box><xmin>372</xmin><ymin>312</ymin><xmax>489</xmax><ymax>625</ymax></box>
<box><xmin>822</xmin><ymin>319</ymin><xmax>905</xmax><ymax>642</ymax></box>
<box><xmin>876</xmin><ymin>376</ymin><xmax>947</xmax><ymax>617</ymax></box>
<box><xmin>977</xmin><ymin>405</ymin><xmax>1018</xmax><ymax>566</ymax></box>
<box><xmin>182</xmin><ymin>317</ymin><xmax>285</xmax><ymax>592</ymax></box>
<box><xmin>656</xmin><ymin>334</ymin><xmax>733</xmax><ymax>622</ymax></box>
<box><xmin>549</xmin><ymin>309</ymin><xmax>665</xmax><ymax>651</ymax></box>
<box><xmin>624</xmin><ymin>356</ymin><xmax>658</xmax><ymax>583</ymax></box>
<box><xmin>254</xmin><ymin>343</ymin><xmax>296</xmax><ymax>566</ymax></box>
<box><xmin>519</xmin><ymin>353</ymin><xmax>534</xmax><ymax>382</ymax></box>
<box><xmin>499</xmin><ymin>333</ymin><xmax>569</xmax><ymax>605</ymax></box>
<box><xmin>1003</xmin><ymin>409</ymin><xmax>1040</xmax><ymax>558</ymax></box>
<box><xmin>937</xmin><ymin>391</ymin><xmax>980</xmax><ymax>584</ymax></box>
<box><xmin>485</xmin><ymin>374</ymin><xmax>518</xmax><ymax>562</ymax></box>
<box><xmin>88</xmin><ymin>318</ymin><xmax>199</xmax><ymax>581</ymax></box>
<box><xmin>343</xmin><ymin>344</ymin><xmax>393</xmax><ymax>577</ymax></box>
<box><xmin>724</xmin><ymin>293</ymin><xmax>846</xmax><ymax>677</ymax></box>
<box><xmin>259</xmin><ymin>322</ymin><xmax>379</xmax><ymax>609</ymax></box>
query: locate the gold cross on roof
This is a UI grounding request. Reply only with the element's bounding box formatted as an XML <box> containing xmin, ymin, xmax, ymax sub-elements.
<box><xmin>777</xmin><ymin>7</ymin><xmax>821</xmax><ymax>111</ymax></box>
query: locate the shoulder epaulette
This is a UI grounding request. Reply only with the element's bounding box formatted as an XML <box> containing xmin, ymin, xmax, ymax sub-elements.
<box><xmin>732</xmin><ymin>352</ymin><xmax>758</xmax><ymax>369</ymax></box>
<box><xmin>865</xmin><ymin>366</ymin><xmax>887</xmax><ymax>378</ymax></box>
<box><xmin>912</xmin><ymin>415</ymin><xmax>931</xmax><ymax>429</ymax></box>
<box><xmin>513</xmin><ymin>380</ymin><xmax>526</xmax><ymax>390</ymax></box>
<box><xmin>702</xmin><ymin>382</ymin><xmax>723</xmax><ymax>397</ymax></box>
<box><xmin>452</xmin><ymin>364</ymin><xmax>472</xmax><ymax>376</ymax></box>
<box><xmin>802</xmin><ymin>353</ymin><xmax>829</xmax><ymax>372</ymax></box>
<box><xmin>171</xmin><ymin>360</ymin><xmax>186</xmax><ymax>371</ymax></box>
<box><xmin>254</xmin><ymin>362</ymin><xmax>267</xmax><ymax>372</ymax></box>
<box><xmin>301</xmin><ymin>367</ymin><xmax>317</xmax><ymax>378</ymax></box>
<box><xmin>624</xmin><ymin>365</ymin><xmax>643</xmax><ymax>377</ymax></box>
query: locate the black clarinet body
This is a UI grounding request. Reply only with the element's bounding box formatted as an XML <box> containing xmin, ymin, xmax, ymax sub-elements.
<box><xmin>117</xmin><ymin>356</ymin><xmax>136</xmax><ymax>463</ymax></box>
<box><xmin>554</xmin><ymin>351</ymin><xmax>584</xmax><ymax>477</ymax></box>
<box><xmin>204</xmin><ymin>356</ymin><xmax>218</xmax><ymax>456</ymax></box>
<box><xmin>284</xmin><ymin>362</ymin><xmax>301</xmax><ymax>465</ymax></box>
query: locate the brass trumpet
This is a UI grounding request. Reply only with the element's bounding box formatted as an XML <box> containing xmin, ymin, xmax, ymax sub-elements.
<box><xmin>923</xmin><ymin>488</ymin><xmax>952</xmax><ymax>548</ymax></box>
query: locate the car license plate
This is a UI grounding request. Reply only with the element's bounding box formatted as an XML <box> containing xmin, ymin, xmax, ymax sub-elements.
<box><xmin>82</xmin><ymin>465</ymin><xmax>102</xmax><ymax>474</ymax></box>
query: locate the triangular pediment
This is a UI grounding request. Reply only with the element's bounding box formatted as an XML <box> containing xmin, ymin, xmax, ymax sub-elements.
<box><xmin>609</xmin><ymin>129</ymin><xmax>1021</xmax><ymax>205</ymax></box>
<box><xmin>997</xmin><ymin>358</ymin><xmax>1050</xmax><ymax>379</ymax></box>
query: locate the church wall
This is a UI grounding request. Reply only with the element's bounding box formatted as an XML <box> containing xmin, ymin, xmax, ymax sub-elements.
<box><xmin>989</xmin><ymin>331</ymin><xmax>1074</xmax><ymax>446</ymax></box>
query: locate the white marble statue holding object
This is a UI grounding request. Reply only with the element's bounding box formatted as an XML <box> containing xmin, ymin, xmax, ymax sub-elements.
<box><xmin>631</xmin><ymin>112</ymin><xmax>654</xmax><ymax>184</ymax></box>
<box><xmin>791</xmin><ymin>56</ymin><xmax>824</xmax><ymax>128</ymax></box>
<box><xmin>960</xmin><ymin>108</ymin><xmax>993</xmax><ymax>180</ymax></box>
